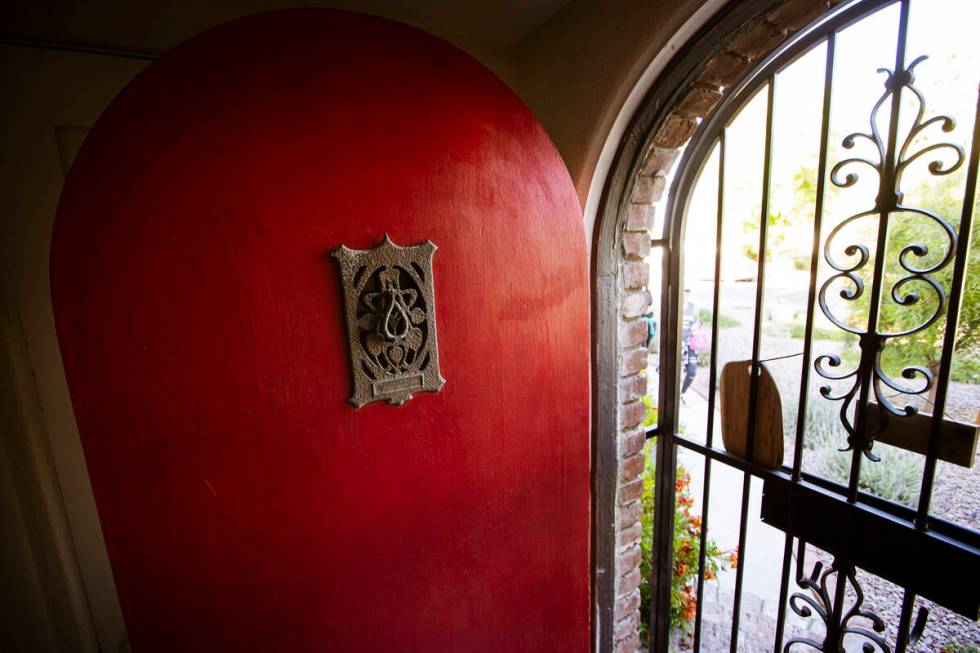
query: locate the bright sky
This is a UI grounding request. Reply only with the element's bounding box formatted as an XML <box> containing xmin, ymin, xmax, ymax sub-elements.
<box><xmin>679</xmin><ymin>0</ymin><xmax>980</xmax><ymax>288</ymax></box>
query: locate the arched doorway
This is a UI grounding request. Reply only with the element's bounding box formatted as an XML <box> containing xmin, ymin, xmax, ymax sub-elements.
<box><xmin>594</xmin><ymin>0</ymin><xmax>979</xmax><ymax>651</ymax></box>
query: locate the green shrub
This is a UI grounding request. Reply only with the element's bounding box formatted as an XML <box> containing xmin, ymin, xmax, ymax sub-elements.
<box><xmin>787</xmin><ymin>323</ymin><xmax>847</xmax><ymax>341</ymax></box>
<box><xmin>787</xmin><ymin>384</ymin><xmax>922</xmax><ymax>504</ymax></box>
<box><xmin>951</xmin><ymin>351</ymin><xmax>980</xmax><ymax>383</ymax></box>
<box><xmin>821</xmin><ymin>443</ymin><xmax>922</xmax><ymax>504</ymax></box>
<box><xmin>783</xmin><ymin>386</ymin><xmax>840</xmax><ymax>452</ymax></box>
<box><xmin>792</xmin><ymin>255</ymin><xmax>811</xmax><ymax>271</ymax></box>
<box><xmin>698</xmin><ymin>308</ymin><xmax>740</xmax><ymax>329</ymax></box>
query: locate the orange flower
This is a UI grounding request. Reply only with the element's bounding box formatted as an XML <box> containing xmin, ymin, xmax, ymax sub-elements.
<box><xmin>679</xmin><ymin>495</ymin><xmax>694</xmax><ymax>506</ymax></box>
<box><xmin>683</xmin><ymin>599</ymin><xmax>698</xmax><ymax>621</ymax></box>
<box><xmin>690</xmin><ymin>516</ymin><xmax>702</xmax><ymax>529</ymax></box>
<box><xmin>703</xmin><ymin>567</ymin><xmax>716</xmax><ymax>581</ymax></box>
<box><xmin>675</xmin><ymin>562</ymin><xmax>688</xmax><ymax>577</ymax></box>
<box><xmin>728</xmin><ymin>549</ymin><xmax>739</xmax><ymax>569</ymax></box>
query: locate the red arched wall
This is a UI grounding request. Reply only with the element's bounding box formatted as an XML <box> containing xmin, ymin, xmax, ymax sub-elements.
<box><xmin>51</xmin><ymin>10</ymin><xmax>589</xmax><ymax>652</ymax></box>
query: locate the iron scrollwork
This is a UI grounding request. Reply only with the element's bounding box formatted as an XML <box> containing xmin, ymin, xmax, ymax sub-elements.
<box><xmin>815</xmin><ymin>55</ymin><xmax>965</xmax><ymax>458</ymax></box>
<box><xmin>784</xmin><ymin>560</ymin><xmax>893</xmax><ymax>653</ymax></box>
<box><xmin>785</xmin><ymin>559</ymin><xmax>930</xmax><ymax>653</ymax></box>
<box><xmin>333</xmin><ymin>234</ymin><xmax>445</xmax><ymax>407</ymax></box>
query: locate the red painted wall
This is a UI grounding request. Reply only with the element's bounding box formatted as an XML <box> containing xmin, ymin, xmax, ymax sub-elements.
<box><xmin>52</xmin><ymin>10</ymin><xmax>589</xmax><ymax>652</ymax></box>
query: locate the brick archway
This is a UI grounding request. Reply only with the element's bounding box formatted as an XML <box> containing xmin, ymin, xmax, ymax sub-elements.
<box><xmin>591</xmin><ymin>1</ymin><xmax>840</xmax><ymax>651</ymax></box>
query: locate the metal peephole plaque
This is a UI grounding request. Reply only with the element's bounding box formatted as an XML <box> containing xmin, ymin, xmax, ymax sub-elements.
<box><xmin>333</xmin><ymin>234</ymin><xmax>445</xmax><ymax>408</ymax></box>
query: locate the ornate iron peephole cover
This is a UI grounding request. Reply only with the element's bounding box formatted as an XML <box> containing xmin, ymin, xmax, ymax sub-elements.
<box><xmin>333</xmin><ymin>234</ymin><xmax>445</xmax><ymax>408</ymax></box>
<box><xmin>816</xmin><ymin>55</ymin><xmax>965</xmax><ymax>460</ymax></box>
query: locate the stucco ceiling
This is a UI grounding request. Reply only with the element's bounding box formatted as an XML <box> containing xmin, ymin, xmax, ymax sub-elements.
<box><xmin>1</xmin><ymin>0</ymin><xmax>572</xmax><ymax>55</ymax></box>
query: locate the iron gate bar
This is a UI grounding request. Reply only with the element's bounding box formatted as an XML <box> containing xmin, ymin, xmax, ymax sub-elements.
<box><xmin>674</xmin><ymin>429</ymin><xmax>980</xmax><ymax>548</ymax></box>
<box><xmin>894</xmin><ymin>589</ymin><xmax>916</xmax><ymax>653</ymax></box>
<box><xmin>648</xmin><ymin>233</ymin><xmax>679</xmax><ymax>651</ymax></box>
<box><xmin>774</xmin><ymin>31</ymin><xmax>838</xmax><ymax>653</ymax></box>
<box><xmin>827</xmin><ymin>554</ymin><xmax>851</xmax><ymax>653</ymax></box>
<box><xmin>729</xmin><ymin>475</ymin><xmax>753</xmax><ymax>653</ymax></box>
<box><xmin>793</xmin><ymin>32</ymin><xmax>836</xmax><ymax>484</ymax></box>
<box><xmin>916</xmin><ymin>86</ymin><xmax>980</xmax><ymax>527</ymax></box>
<box><xmin>728</xmin><ymin>77</ymin><xmax>778</xmax><ymax>653</ymax></box>
<box><xmin>760</xmin><ymin>475</ymin><xmax>980</xmax><ymax>619</ymax></box>
<box><xmin>773</xmin><ymin>534</ymin><xmax>796</xmax><ymax>652</ymax></box>
<box><xmin>692</xmin><ymin>133</ymin><xmax>726</xmax><ymax>653</ymax></box>
<box><xmin>745</xmin><ymin>78</ymin><xmax>777</xmax><ymax>467</ymax></box>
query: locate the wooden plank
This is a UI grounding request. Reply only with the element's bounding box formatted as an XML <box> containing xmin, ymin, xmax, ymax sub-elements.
<box><xmin>719</xmin><ymin>360</ymin><xmax>784</xmax><ymax>468</ymax></box>
<box><xmin>868</xmin><ymin>402</ymin><xmax>978</xmax><ymax>468</ymax></box>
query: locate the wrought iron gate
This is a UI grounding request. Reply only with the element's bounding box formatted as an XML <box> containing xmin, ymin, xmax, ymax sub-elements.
<box><xmin>647</xmin><ymin>0</ymin><xmax>980</xmax><ymax>651</ymax></box>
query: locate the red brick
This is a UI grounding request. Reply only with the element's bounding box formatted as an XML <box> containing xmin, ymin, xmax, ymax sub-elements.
<box><xmin>631</xmin><ymin>173</ymin><xmax>666</xmax><ymax>204</ymax></box>
<box><xmin>622</xmin><ymin>347</ymin><xmax>648</xmax><ymax>375</ymax></box>
<box><xmin>621</xmin><ymin>290</ymin><xmax>651</xmax><ymax>319</ymax></box>
<box><xmin>616</xmin><ymin>566</ymin><xmax>642</xmax><ymax>598</ymax></box>
<box><xmin>614</xmin><ymin>632</ymin><xmax>640</xmax><ymax>653</ymax></box>
<box><xmin>640</xmin><ymin>146</ymin><xmax>680</xmax><ymax>177</ymax></box>
<box><xmin>699</xmin><ymin>51</ymin><xmax>749</xmax><ymax>88</ymax></box>
<box><xmin>619</xmin><ymin>478</ymin><xmax>644</xmax><ymax>506</ymax></box>
<box><xmin>621</xmin><ymin>401</ymin><xmax>646</xmax><ymax>430</ymax></box>
<box><xmin>614</xmin><ymin>610</ymin><xmax>640</xmax><ymax>642</ymax></box>
<box><xmin>620</xmin><ymin>318</ymin><xmax>647</xmax><ymax>348</ymax></box>
<box><xmin>620</xmin><ymin>453</ymin><xmax>645</xmax><ymax>482</ymax></box>
<box><xmin>619</xmin><ymin>428</ymin><xmax>645</xmax><ymax>457</ymax></box>
<box><xmin>617</xmin><ymin>520</ymin><xmax>642</xmax><ymax>550</ymax></box>
<box><xmin>620</xmin><ymin>373</ymin><xmax>647</xmax><ymax>403</ymax></box>
<box><xmin>728</xmin><ymin>20</ymin><xmax>786</xmax><ymax>61</ymax></box>
<box><xmin>768</xmin><ymin>0</ymin><xmax>829</xmax><ymax>31</ymax></box>
<box><xmin>618</xmin><ymin>500</ymin><xmax>642</xmax><ymax>529</ymax></box>
<box><xmin>654</xmin><ymin>114</ymin><xmax>697</xmax><ymax>148</ymax></box>
<box><xmin>622</xmin><ymin>231</ymin><xmax>650</xmax><ymax>261</ymax></box>
<box><xmin>622</xmin><ymin>261</ymin><xmax>649</xmax><ymax>290</ymax></box>
<box><xmin>675</xmin><ymin>82</ymin><xmax>723</xmax><ymax>119</ymax></box>
<box><xmin>618</xmin><ymin>545</ymin><xmax>642</xmax><ymax>576</ymax></box>
<box><xmin>615</xmin><ymin>589</ymin><xmax>641</xmax><ymax>621</ymax></box>
<box><xmin>625</xmin><ymin>203</ymin><xmax>654</xmax><ymax>232</ymax></box>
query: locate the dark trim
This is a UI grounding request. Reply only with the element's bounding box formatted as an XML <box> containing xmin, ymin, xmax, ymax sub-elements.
<box><xmin>590</xmin><ymin>2</ymin><xmax>790</xmax><ymax>651</ymax></box>
<box><xmin>0</xmin><ymin>36</ymin><xmax>160</xmax><ymax>61</ymax></box>
<box><xmin>591</xmin><ymin>272</ymin><xmax>618</xmax><ymax>652</ymax></box>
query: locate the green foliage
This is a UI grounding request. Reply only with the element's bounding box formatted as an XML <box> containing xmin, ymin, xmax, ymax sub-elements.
<box><xmin>638</xmin><ymin>440</ymin><xmax>735</xmax><ymax>646</ymax></box>
<box><xmin>787</xmin><ymin>323</ymin><xmax>848</xmax><ymax>341</ymax></box>
<box><xmin>941</xmin><ymin>642</ymin><xmax>980</xmax><ymax>653</ymax></box>
<box><xmin>783</xmin><ymin>386</ymin><xmax>841</xmax><ymax>453</ymax></box>
<box><xmin>697</xmin><ymin>308</ymin><xmax>740</xmax><ymax>329</ymax></box>
<box><xmin>821</xmin><ymin>443</ymin><xmax>922</xmax><ymax>504</ymax></box>
<box><xmin>792</xmin><ymin>255</ymin><xmax>812</xmax><ymax>271</ymax></box>
<box><xmin>872</xmin><ymin>175</ymin><xmax>980</xmax><ymax>384</ymax></box>
<box><xmin>795</xmin><ymin>166</ymin><xmax>979</xmax><ymax>383</ymax></box>
<box><xmin>952</xmin><ymin>354</ymin><xmax>980</xmax><ymax>384</ymax></box>
<box><xmin>642</xmin><ymin>395</ymin><xmax>659</xmax><ymax>428</ymax></box>
<box><xmin>742</xmin><ymin>211</ymin><xmax>792</xmax><ymax>262</ymax></box>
